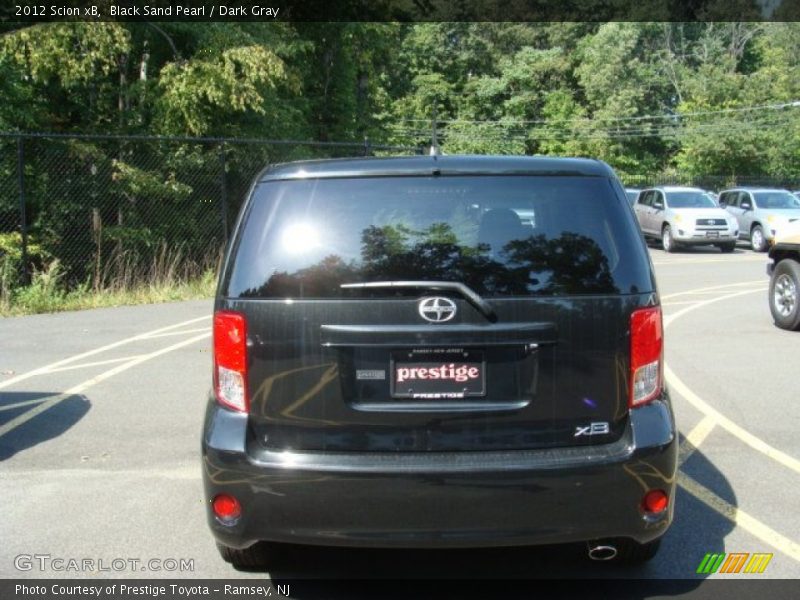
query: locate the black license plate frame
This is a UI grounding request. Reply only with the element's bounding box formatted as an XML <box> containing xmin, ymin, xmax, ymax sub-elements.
<box><xmin>389</xmin><ymin>348</ymin><xmax>486</xmax><ymax>399</ymax></box>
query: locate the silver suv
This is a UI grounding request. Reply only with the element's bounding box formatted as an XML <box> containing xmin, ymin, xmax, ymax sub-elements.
<box><xmin>633</xmin><ymin>186</ymin><xmax>738</xmax><ymax>253</ymax></box>
<box><xmin>719</xmin><ymin>188</ymin><xmax>800</xmax><ymax>252</ymax></box>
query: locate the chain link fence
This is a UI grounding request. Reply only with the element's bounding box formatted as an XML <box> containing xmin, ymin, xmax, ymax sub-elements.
<box><xmin>3</xmin><ymin>134</ymin><xmax>800</xmax><ymax>309</ymax></box>
<box><xmin>0</xmin><ymin>133</ymin><xmax>416</xmax><ymax>306</ymax></box>
<box><xmin>620</xmin><ymin>174</ymin><xmax>800</xmax><ymax>192</ymax></box>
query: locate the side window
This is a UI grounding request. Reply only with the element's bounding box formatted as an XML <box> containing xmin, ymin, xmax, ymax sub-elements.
<box><xmin>639</xmin><ymin>191</ymin><xmax>652</xmax><ymax>207</ymax></box>
<box><xmin>740</xmin><ymin>192</ymin><xmax>753</xmax><ymax>209</ymax></box>
<box><xmin>653</xmin><ymin>191</ymin><xmax>665</xmax><ymax>208</ymax></box>
<box><xmin>720</xmin><ymin>192</ymin><xmax>734</xmax><ymax>207</ymax></box>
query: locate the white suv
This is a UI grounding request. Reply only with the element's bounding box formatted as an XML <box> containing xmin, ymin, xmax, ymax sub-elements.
<box><xmin>633</xmin><ymin>186</ymin><xmax>739</xmax><ymax>253</ymax></box>
<box><xmin>719</xmin><ymin>188</ymin><xmax>800</xmax><ymax>252</ymax></box>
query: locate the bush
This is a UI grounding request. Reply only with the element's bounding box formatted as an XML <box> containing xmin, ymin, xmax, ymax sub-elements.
<box><xmin>0</xmin><ymin>238</ymin><xmax>220</xmax><ymax>316</ymax></box>
<box><xmin>0</xmin><ymin>232</ymin><xmax>49</xmax><ymax>311</ymax></box>
<box><xmin>12</xmin><ymin>259</ymin><xmax>68</xmax><ymax>313</ymax></box>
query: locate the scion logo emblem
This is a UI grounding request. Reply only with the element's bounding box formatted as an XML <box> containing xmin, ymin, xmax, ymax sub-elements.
<box><xmin>418</xmin><ymin>297</ymin><xmax>457</xmax><ymax>323</ymax></box>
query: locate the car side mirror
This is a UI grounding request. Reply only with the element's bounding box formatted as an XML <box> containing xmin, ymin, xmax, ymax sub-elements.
<box><xmin>653</xmin><ymin>201</ymin><xmax>664</xmax><ymax>210</ymax></box>
<box><xmin>741</xmin><ymin>202</ymin><xmax>752</xmax><ymax>211</ymax></box>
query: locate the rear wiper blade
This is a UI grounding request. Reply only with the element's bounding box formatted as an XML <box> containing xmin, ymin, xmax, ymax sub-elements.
<box><xmin>340</xmin><ymin>280</ymin><xmax>497</xmax><ymax>322</ymax></box>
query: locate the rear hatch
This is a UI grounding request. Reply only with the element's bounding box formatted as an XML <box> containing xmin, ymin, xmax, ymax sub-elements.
<box><xmin>220</xmin><ymin>172</ymin><xmax>655</xmax><ymax>452</ymax></box>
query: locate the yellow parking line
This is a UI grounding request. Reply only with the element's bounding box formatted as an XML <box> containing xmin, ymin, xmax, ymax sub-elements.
<box><xmin>663</xmin><ymin>283</ymin><xmax>800</xmax><ymax>475</ymax></box>
<box><xmin>667</xmin><ymin>364</ymin><xmax>800</xmax><ymax>475</ymax></box>
<box><xmin>0</xmin><ymin>332</ymin><xmax>210</xmax><ymax>440</ymax></box>
<box><xmin>0</xmin><ymin>396</ymin><xmax>50</xmax><ymax>412</ymax></box>
<box><xmin>662</xmin><ymin>279</ymin><xmax>800</xmax><ymax>563</ymax></box>
<box><xmin>671</xmin><ymin>290</ymin><xmax>751</xmax><ymax>295</ymax></box>
<box><xmin>663</xmin><ymin>288</ymin><xmax>767</xmax><ymax>328</ymax></box>
<box><xmin>678</xmin><ymin>472</ymin><xmax>800</xmax><ymax>563</ymax></box>
<box><xmin>652</xmin><ymin>257</ymin><xmax>765</xmax><ymax>266</ymax></box>
<box><xmin>0</xmin><ymin>316</ymin><xmax>210</xmax><ymax>390</ymax></box>
<box><xmin>140</xmin><ymin>327</ymin><xmax>210</xmax><ymax>339</ymax></box>
<box><xmin>661</xmin><ymin>280</ymin><xmax>765</xmax><ymax>301</ymax></box>
<box><xmin>662</xmin><ymin>301</ymin><xmax>710</xmax><ymax>307</ymax></box>
<box><xmin>44</xmin><ymin>355</ymin><xmax>147</xmax><ymax>374</ymax></box>
<box><xmin>0</xmin><ymin>393</ymin><xmax>75</xmax><ymax>438</ymax></box>
<box><xmin>678</xmin><ymin>416</ymin><xmax>716</xmax><ymax>465</ymax></box>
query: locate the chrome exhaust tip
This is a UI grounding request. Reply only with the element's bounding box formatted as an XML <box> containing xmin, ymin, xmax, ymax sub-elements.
<box><xmin>587</xmin><ymin>543</ymin><xmax>618</xmax><ymax>561</ymax></box>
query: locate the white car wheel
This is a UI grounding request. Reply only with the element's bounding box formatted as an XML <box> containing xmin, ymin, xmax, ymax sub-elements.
<box><xmin>770</xmin><ymin>260</ymin><xmax>800</xmax><ymax>330</ymax></box>
<box><xmin>662</xmin><ymin>226</ymin><xmax>675</xmax><ymax>253</ymax></box>
<box><xmin>751</xmin><ymin>225</ymin><xmax>767</xmax><ymax>252</ymax></box>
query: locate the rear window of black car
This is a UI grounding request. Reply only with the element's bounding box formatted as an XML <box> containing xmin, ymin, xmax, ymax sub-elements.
<box><xmin>225</xmin><ymin>175</ymin><xmax>652</xmax><ymax>298</ymax></box>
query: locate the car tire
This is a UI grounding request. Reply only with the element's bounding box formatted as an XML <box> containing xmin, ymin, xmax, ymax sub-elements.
<box><xmin>751</xmin><ymin>225</ymin><xmax>767</xmax><ymax>252</ymax></box>
<box><xmin>662</xmin><ymin>225</ymin><xmax>676</xmax><ymax>253</ymax></box>
<box><xmin>769</xmin><ymin>259</ymin><xmax>800</xmax><ymax>331</ymax></box>
<box><xmin>719</xmin><ymin>243</ymin><xmax>736</xmax><ymax>253</ymax></box>
<box><xmin>216</xmin><ymin>542</ymin><xmax>273</xmax><ymax>570</ymax></box>
<box><xmin>614</xmin><ymin>538</ymin><xmax>662</xmax><ymax>564</ymax></box>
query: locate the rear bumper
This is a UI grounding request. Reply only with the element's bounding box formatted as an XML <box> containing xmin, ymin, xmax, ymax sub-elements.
<box><xmin>202</xmin><ymin>395</ymin><xmax>677</xmax><ymax>550</ymax></box>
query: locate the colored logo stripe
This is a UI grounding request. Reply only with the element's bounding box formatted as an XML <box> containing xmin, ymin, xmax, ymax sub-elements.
<box><xmin>697</xmin><ymin>553</ymin><xmax>725</xmax><ymax>574</ymax></box>
<box><xmin>720</xmin><ymin>553</ymin><xmax>749</xmax><ymax>573</ymax></box>
<box><xmin>744</xmin><ymin>553</ymin><xmax>773</xmax><ymax>573</ymax></box>
<box><xmin>696</xmin><ymin>552</ymin><xmax>773</xmax><ymax>574</ymax></box>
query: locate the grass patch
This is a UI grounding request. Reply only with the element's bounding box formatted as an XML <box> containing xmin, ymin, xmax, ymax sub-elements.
<box><xmin>2</xmin><ymin>268</ymin><xmax>216</xmax><ymax>316</ymax></box>
<box><xmin>1</xmin><ymin>245</ymin><xmax>219</xmax><ymax>317</ymax></box>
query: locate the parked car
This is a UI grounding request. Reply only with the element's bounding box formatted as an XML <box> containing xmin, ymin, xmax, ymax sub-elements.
<box><xmin>719</xmin><ymin>188</ymin><xmax>800</xmax><ymax>252</ymax></box>
<box><xmin>703</xmin><ymin>190</ymin><xmax>719</xmax><ymax>206</ymax></box>
<box><xmin>633</xmin><ymin>186</ymin><xmax>738</xmax><ymax>253</ymax></box>
<box><xmin>625</xmin><ymin>188</ymin><xmax>641</xmax><ymax>206</ymax></box>
<box><xmin>767</xmin><ymin>219</ymin><xmax>800</xmax><ymax>330</ymax></box>
<box><xmin>203</xmin><ymin>156</ymin><xmax>677</xmax><ymax>568</ymax></box>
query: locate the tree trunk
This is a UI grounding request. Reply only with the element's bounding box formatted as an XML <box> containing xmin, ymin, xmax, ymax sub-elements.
<box><xmin>118</xmin><ymin>52</ymin><xmax>129</xmax><ymax>126</ymax></box>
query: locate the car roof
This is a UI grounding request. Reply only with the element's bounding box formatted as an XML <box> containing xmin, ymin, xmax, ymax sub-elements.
<box><xmin>647</xmin><ymin>186</ymin><xmax>705</xmax><ymax>193</ymax></box>
<box><xmin>721</xmin><ymin>187</ymin><xmax>791</xmax><ymax>193</ymax></box>
<box><xmin>259</xmin><ymin>155</ymin><xmax>615</xmax><ymax>182</ymax></box>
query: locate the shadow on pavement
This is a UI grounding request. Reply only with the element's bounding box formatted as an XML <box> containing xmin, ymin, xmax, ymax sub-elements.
<box><xmin>0</xmin><ymin>392</ymin><xmax>90</xmax><ymax>461</ymax></box>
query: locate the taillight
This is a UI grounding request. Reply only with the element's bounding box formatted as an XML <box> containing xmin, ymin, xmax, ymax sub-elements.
<box><xmin>642</xmin><ymin>489</ymin><xmax>669</xmax><ymax>514</ymax></box>
<box><xmin>212</xmin><ymin>494</ymin><xmax>242</xmax><ymax>521</ymax></box>
<box><xmin>213</xmin><ymin>310</ymin><xmax>248</xmax><ymax>412</ymax></box>
<box><xmin>630</xmin><ymin>306</ymin><xmax>663</xmax><ymax>408</ymax></box>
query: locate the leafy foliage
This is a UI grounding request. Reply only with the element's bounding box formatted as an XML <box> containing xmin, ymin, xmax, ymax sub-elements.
<box><xmin>2</xmin><ymin>22</ymin><xmax>800</xmax><ymax>314</ymax></box>
<box><xmin>0</xmin><ymin>21</ymin><xmax>797</xmax><ymax>176</ymax></box>
<box><xmin>156</xmin><ymin>45</ymin><xmax>288</xmax><ymax>136</ymax></box>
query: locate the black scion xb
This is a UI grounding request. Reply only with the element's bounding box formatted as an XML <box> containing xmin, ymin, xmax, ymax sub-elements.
<box><xmin>202</xmin><ymin>155</ymin><xmax>677</xmax><ymax>568</ymax></box>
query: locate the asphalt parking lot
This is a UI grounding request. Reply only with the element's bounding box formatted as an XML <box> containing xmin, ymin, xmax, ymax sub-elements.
<box><xmin>1</xmin><ymin>243</ymin><xmax>798</xmax><ymax>587</ymax></box>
